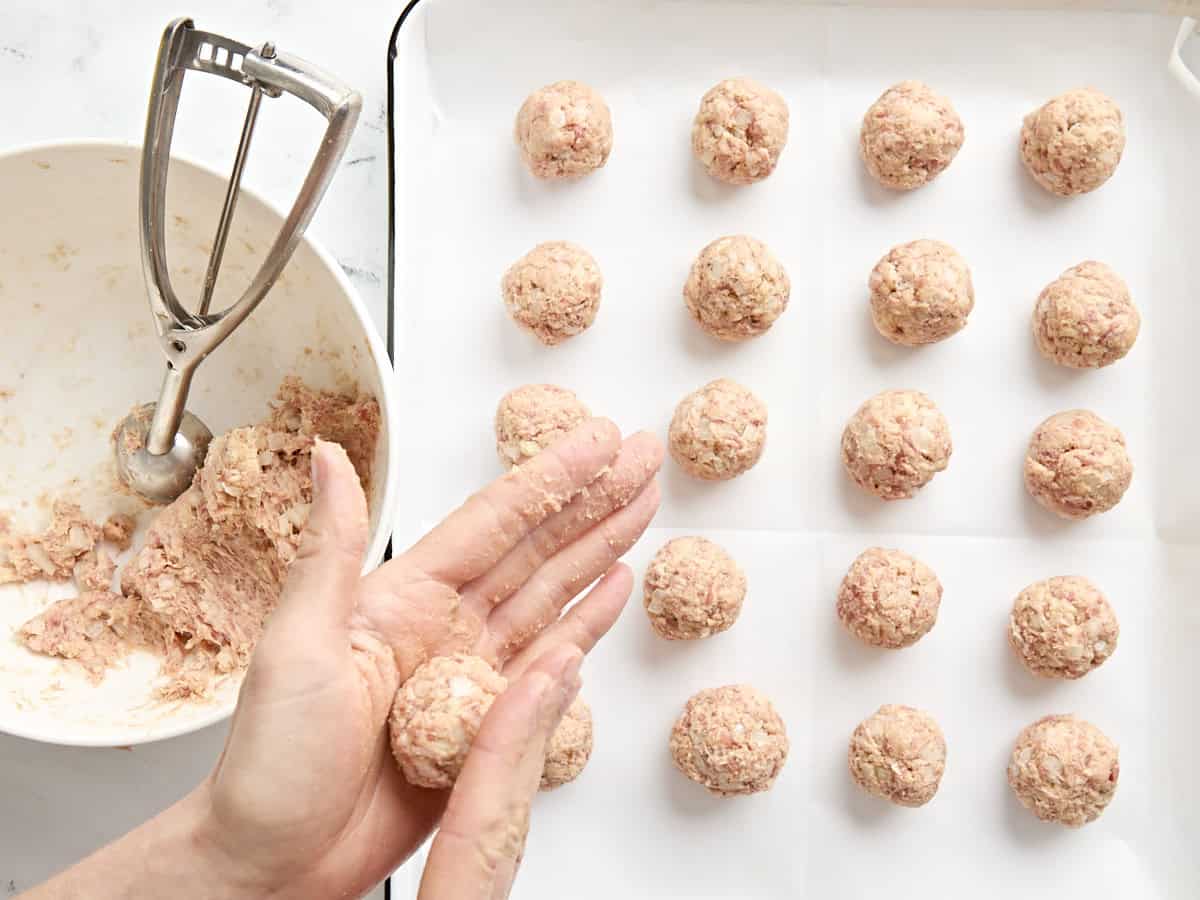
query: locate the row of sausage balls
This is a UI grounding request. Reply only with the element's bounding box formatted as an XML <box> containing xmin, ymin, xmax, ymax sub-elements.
<box><xmin>502</xmin><ymin>234</ymin><xmax>1141</xmax><ymax>370</ymax></box>
<box><xmin>647</xmin><ymin>540</ymin><xmax>1120</xmax><ymax>827</ymax></box>
<box><xmin>496</xmin><ymin>380</ymin><xmax>1134</xmax><ymax>520</ymax></box>
<box><xmin>515</xmin><ymin>77</ymin><xmax>1126</xmax><ymax>198</ymax></box>
<box><xmin>383</xmin><ymin>547</ymin><xmax>1120</xmax><ymax>827</ymax></box>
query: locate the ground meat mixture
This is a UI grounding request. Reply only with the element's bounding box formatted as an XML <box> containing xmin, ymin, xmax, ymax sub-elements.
<box><xmin>670</xmin><ymin>684</ymin><xmax>789</xmax><ymax>796</ymax></box>
<box><xmin>1007</xmin><ymin>714</ymin><xmax>1119</xmax><ymax>826</ymax></box>
<box><xmin>12</xmin><ymin>379</ymin><xmax>380</xmax><ymax>699</ymax></box>
<box><xmin>1024</xmin><ymin>409</ymin><xmax>1132</xmax><ymax>519</ymax></box>
<box><xmin>0</xmin><ymin>501</ymin><xmax>100</xmax><ymax>584</ymax></box>
<box><xmin>541</xmin><ymin>696</ymin><xmax>594</xmax><ymax>790</ymax></box>
<box><xmin>691</xmin><ymin>78</ymin><xmax>789</xmax><ymax>185</ymax></box>
<box><xmin>18</xmin><ymin>590</ymin><xmax>163</xmax><ymax>685</ymax></box>
<box><xmin>390</xmin><ymin>653</ymin><xmax>507</xmax><ymax>790</ymax></box>
<box><xmin>494</xmin><ymin>384</ymin><xmax>590</xmax><ymax>468</ymax></box>
<box><xmin>514</xmin><ymin>80</ymin><xmax>613</xmax><ymax>180</ymax></box>
<box><xmin>102</xmin><ymin>513</ymin><xmax>137</xmax><ymax>551</ymax></box>
<box><xmin>837</xmin><ymin>547</ymin><xmax>942</xmax><ymax>649</ymax></box>
<box><xmin>683</xmin><ymin>234</ymin><xmax>790</xmax><ymax>341</ymax></box>
<box><xmin>859</xmin><ymin>81</ymin><xmax>964</xmax><ymax>191</ymax></box>
<box><xmin>841</xmin><ymin>390</ymin><xmax>952</xmax><ymax>500</ymax></box>
<box><xmin>643</xmin><ymin>536</ymin><xmax>746</xmax><ymax>640</ymax></box>
<box><xmin>502</xmin><ymin>241</ymin><xmax>603</xmax><ymax>346</ymax></box>
<box><xmin>869</xmin><ymin>239</ymin><xmax>974</xmax><ymax>346</ymax></box>
<box><xmin>1020</xmin><ymin>88</ymin><xmax>1125</xmax><ymax>197</ymax></box>
<box><xmin>266</xmin><ymin>376</ymin><xmax>380</xmax><ymax>490</ymax></box>
<box><xmin>1008</xmin><ymin>576</ymin><xmax>1119</xmax><ymax>679</ymax></box>
<box><xmin>74</xmin><ymin>548</ymin><xmax>117</xmax><ymax>592</ymax></box>
<box><xmin>848</xmin><ymin>704</ymin><xmax>947</xmax><ymax>807</ymax></box>
<box><xmin>668</xmin><ymin>378</ymin><xmax>768</xmax><ymax>481</ymax></box>
<box><xmin>1032</xmin><ymin>261</ymin><xmax>1139</xmax><ymax>369</ymax></box>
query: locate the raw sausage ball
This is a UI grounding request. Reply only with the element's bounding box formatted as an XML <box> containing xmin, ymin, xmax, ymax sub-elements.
<box><xmin>669</xmin><ymin>685</ymin><xmax>790</xmax><ymax>796</ymax></box>
<box><xmin>869</xmin><ymin>239</ymin><xmax>974</xmax><ymax>346</ymax></box>
<box><xmin>669</xmin><ymin>379</ymin><xmax>767</xmax><ymax>481</ymax></box>
<box><xmin>502</xmin><ymin>241</ymin><xmax>602</xmax><ymax>346</ymax></box>
<box><xmin>841</xmin><ymin>390</ymin><xmax>952</xmax><ymax>500</ymax></box>
<box><xmin>541</xmin><ymin>696</ymin><xmax>593</xmax><ymax>790</ymax></box>
<box><xmin>514</xmin><ymin>80</ymin><xmax>613</xmax><ymax>179</ymax></box>
<box><xmin>389</xmin><ymin>654</ymin><xmax>507</xmax><ymax>789</ymax></box>
<box><xmin>848</xmin><ymin>704</ymin><xmax>947</xmax><ymax>807</ymax></box>
<box><xmin>859</xmin><ymin>81</ymin><xmax>965</xmax><ymax>191</ymax></box>
<box><xmin>1007</xmin><ymin>714</ymin><xmax>1119</xmax><ymax>827</ymax></box>
<box><xmin>1033</xmin><ymin>261</ymin><xmax>1140</xmax><ymax>369</ymax></box>
<box><xmin>643</xmin><ymin>536</ymin><xmax>747</xmax><ymax>640</ymax></box>
<box><xmin>1009</xmin><ymin>576</ymin><xmax>1119</xmax><ymax>679</ymax></box>
<box><xmin>494</xmin><ymin>384</ymin><xmax>590</xmax><ymax>468</ymax></box>
<box><xmin>837</xmin><ymin>548</ymin><xmax>942</xmax><ymax>649</ymax></box>
<box><xmin>1020</xmin><ymin>88</ymin><xmax>1125</xmax><ymax>197</ymax></box>
<box><xmin>691</xmin><ymin>78</ymin><xmax>789</xmax><ymax>185</ymax></box>
<box><xmin>1024</xmin><ymin>410</ymin><xmax>1132</xmax><ymax>519</ymax></box>
<box><xmin>684</xmin><ymin>235</ymin><xmax>790</xmax><ymax>341</ymax></box>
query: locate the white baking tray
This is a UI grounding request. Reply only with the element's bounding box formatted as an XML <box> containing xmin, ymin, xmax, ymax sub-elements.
<box><xmin>388</xmin><ymin>3</ymin><xmax>1200</xmax><ymax>897</ymax></box>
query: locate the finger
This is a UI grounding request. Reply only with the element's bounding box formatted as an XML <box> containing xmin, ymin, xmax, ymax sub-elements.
<box><xmin>273</xmin><ymin>439</ymin><xmax>368</xmax><ymax>631</ymax></box>
<box><xmin>502</xmin><ymin>563</ymin><xmax>632</xmax><ymax>679</ymax></box>
<box><xmin>402</xmin><ymin>418</ymin><xmax>620</xmax><ymax>586</ymax></box>
<box><xmin>417</xmin><ymin>645</ymin><xmax>583</xmax><ymax>900</ymax></box>
<box><xmin>482</xmin><ymin>479</ymin><xmax>659</xmax><ymax>660</ymax></box>
<box><xmin>460</xmin><ymin>431</ymin><xmax>663</xmax><ymax>610</ymax></box>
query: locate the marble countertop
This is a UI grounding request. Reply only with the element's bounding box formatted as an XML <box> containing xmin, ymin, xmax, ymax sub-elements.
<box><xmin>0</xmin><ymin>1</ymin><xmax>398</xmax><ymax>895</ymax></box>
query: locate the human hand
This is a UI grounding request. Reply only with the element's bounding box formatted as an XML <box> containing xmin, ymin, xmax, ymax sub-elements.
<box><xmin>196</xmin><ymin>419</ymin><xmax>662</xmax><ymax>898</ymax></box>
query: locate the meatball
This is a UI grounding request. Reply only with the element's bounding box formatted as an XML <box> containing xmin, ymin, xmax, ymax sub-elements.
<box><xmin>494</xmin><ymin>384</ymin><xmax>590</xmax><ymax>468</ymax></box>
<box><xmin>389</xmin><ymin>654</ymin><xmax>506</xmax><ymax>790</ymax></box>
<box><xmin>1020</xmin><ymin>88</ymin><xmax>1125</xmax><ymax>197</ymax></box>
<box><xmin>1009</xmin><ymin>576</ymin><xmax>1119</xmax><ymax>679</ymax></box>
<box><xmin>848</xmin><ymin>705</ymin><xmax>947</xmax><ymax>807</ymax></box>
<box><xmin>841</xmin><ymin>390</ymin><xmax>952</xmax><ymax>500</ymax></box>
<box><xmin>1033</xmin><ymin>261</ymin><xmax>1139</xmax><ymax>369</ymax></box>
<box><xmin>1007</xmin><ymin>714</ymin><xmax>1119</xmax><ymax>827</ymax></box>
<box><xmin>502</xmin><ymin>241</ymin><xmax>602</xmax><ymax>346</ymax></box>
<box><xmin>669</xmin><ymin>685</ymin><xmax>789</xmax><ymax>796</ymax></box>
<box><xmin>514</xmin><ymin>80</ymin><xmax>613</xmax><ymax>179</ymax></box>
<box><xmin>668</xmin><ymin>379</ymin><xmax>767</xmax><ymax>481</ymax></box>
<box><xmin>684</xmin><ymin>235</ymin><xmax>790</xmax><ymax>341</ymax></box>
<box><xmin>837</xmin><ymin>548</ymin><xmax>942</xmax><ymax>649</ymax></box>
<box><xmin>1024</xmin><ymin>410</ymin><xmax>1132</xmax><ymax>519</ymax></box>
<box><xmin>541</xmin><ymin>696</ymin><xmax>593</xmax><ymax>790</ymax></box>
<box><xmin>868</xmin><ymin>239</ymin><xmax>974</xmax><ymax>346</ymax></box>
<box><xmin>691</xmin><ymin>78</ymin><xmax>789</xmax><ymax>185</ymax></box>
<box><xmin>859</xmin><ymin>81</ymin><xmax>965</xmax><ymax>191</ymax></box>
<box><xmin>643</xmin><ymin>536</ymin><xmax>747</xmax><ymax>640</ymax></box>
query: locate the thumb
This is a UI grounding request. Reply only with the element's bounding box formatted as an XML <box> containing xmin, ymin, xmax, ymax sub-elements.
<box><xmin>418</xmin><ymin>645</ymin><xmax>583</xmax><ymax>900</ymax></box>
<box><xmin>275</xmin><ymin>438</ymin><xmax>369</xmax><ymax>630</ymax></box>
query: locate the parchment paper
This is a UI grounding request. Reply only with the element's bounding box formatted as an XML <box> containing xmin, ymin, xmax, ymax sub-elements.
<box><xmin>390</xmin><ymin>2</ymin><xmax>1200</xmax><ymax>896</ymax></box>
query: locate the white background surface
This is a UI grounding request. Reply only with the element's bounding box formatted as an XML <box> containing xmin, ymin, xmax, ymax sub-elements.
<box><xmin>392</xmin><ymin>1</ymin><xmax>1200</xmax><ymax>897</ymax></box>
<box><xmin>0</xmin><ymin>2</ymin><xmax>394</xmax><ymax>896</ymax></box>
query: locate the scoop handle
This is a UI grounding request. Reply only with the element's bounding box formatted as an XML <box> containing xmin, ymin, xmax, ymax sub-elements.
<box><xmin>1170</xmin><ymin>18</ymin><xmax>1200</xmax><ymax>100</ymax></box>
<box><xmin>137</xmin><ymin>17</ymin><xmax>360</xmax><ymax>453</ymax></box>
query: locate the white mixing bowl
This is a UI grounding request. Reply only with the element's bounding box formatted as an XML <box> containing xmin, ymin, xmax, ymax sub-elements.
<box><xmin>0</xmin><ymin>141</ymin><xmax>398</xmax><ymax>746</ymax></box>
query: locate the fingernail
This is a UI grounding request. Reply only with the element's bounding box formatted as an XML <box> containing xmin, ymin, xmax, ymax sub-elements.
<box><xmin>310</xmin><ymin>440</ymin><xmax>325</xmax><ymax>495</ymax></box>
<box><xmin>558</xmin><ymin>654</ymin><xmax>583</xmax><ymax>711</ymax></box>
<box><xmin>561</xmin><ymin>652</ymin><xmax>582</xmax><ymax>689</ymax></box>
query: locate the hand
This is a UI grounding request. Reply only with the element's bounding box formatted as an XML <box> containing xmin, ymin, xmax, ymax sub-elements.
<box><xmin>197</xmin><ymin>419</ymin><xmax>662</xmax><ymax>898</ymax></box>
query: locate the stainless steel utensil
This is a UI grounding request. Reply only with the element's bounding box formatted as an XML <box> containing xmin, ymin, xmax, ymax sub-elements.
<box><xmin>114</xmin><ymin>17</ymin><xmax>360</xmax><ymax>503</ymax></box>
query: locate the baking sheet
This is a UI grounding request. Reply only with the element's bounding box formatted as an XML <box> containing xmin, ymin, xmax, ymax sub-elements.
<box><xmin>389</xmin><ymin>2</ymin><xmax>1200</xmax><ymax>896</ymax></box>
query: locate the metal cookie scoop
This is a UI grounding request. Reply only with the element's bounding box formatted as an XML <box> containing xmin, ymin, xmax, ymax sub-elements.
<box><xmin>114</xmin><ymin>18</ymin><xmax>360</xmax><ymax>503</ymax></box>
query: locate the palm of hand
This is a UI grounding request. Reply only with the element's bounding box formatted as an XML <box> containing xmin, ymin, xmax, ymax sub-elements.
<box><xmin>201</xmin><ymin>421</ymin><xmax>662</xmax><ymax>897</ymax></box>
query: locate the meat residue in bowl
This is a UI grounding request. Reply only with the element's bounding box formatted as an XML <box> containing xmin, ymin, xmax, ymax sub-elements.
<box><xmin>1</xmin><ymin>377</ymin><xmax>380</xmax><ymax>700</ymax></box>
